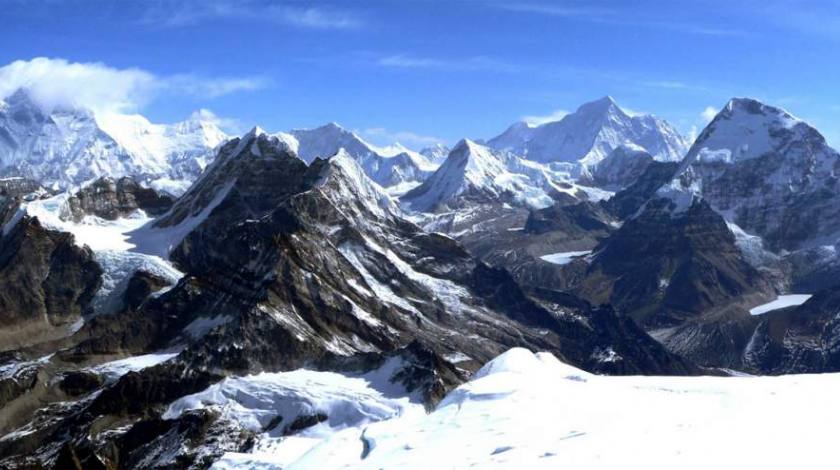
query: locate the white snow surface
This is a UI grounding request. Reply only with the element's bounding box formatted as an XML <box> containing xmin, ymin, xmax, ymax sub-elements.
<box><xmin>273</xmin><ymin>123</ymin><xmax>437</xmax><ymax>187</ymax></box>
<box><xmin>168</xmin><ymin>358</ymin><xmax>424</xmax><ymax>469</ymax></box>
<box><xmin>0</xmin><ymin>89</ymin><xmax>227</xmax><ymax>191</ymax></box>
<box><xmin>487</xmin><ymin>96</ymin><xmax>689</xmax><ymax>167</ymax></box>
<box><xmin>219</xmin><ymin>348</ymin><xmax>840</xmax><ymax>469</ymax></box>
<box><xmin>16</xmin><ymin>192</ymin><xmax>184</xmax><ymax>316</ymax></box>
<box><xmin>687</xmin><ymin>98</ymin><xmax>803</xmax><ymax>165</ymax></box>
<box><xmin>89</xmin><ymin>352</ymin><xmax>179</xmax><ymax>382</ymax></box>
<box><xmin>401</xmin><ymin>139</ymin><xmax>556</xmax><ymax>212</ymax></box>
<box><xmin>539</xmin><ymin>250</ymin><xmax>592</xmax><ymax>265</ymax></box>
<box><xmin>749</xmin><ymin>294</ymin><xmax>813</xmax><ymax>316</ymax></box>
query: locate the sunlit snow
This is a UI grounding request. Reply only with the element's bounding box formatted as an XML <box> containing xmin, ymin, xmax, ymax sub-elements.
<box><xmin>539</xmin><ymin>250</ymin><xmax>592</xmax><ymax>265</ymax></box>
<box><xmin>218</xmin><ymin>348</ymin><xmax>840</xmax><ymax>469</ymax></box>
<box><xmin>749</xmin><ymin>294</ymin><xmax>812</xmax><ymax>316</ymax></box>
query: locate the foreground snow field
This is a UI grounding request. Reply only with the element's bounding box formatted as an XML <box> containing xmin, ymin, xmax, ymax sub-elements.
<box><xmin>209</xmin><ymin>348</ymin><xmax>839</xmax><ymax>469</ymax></box>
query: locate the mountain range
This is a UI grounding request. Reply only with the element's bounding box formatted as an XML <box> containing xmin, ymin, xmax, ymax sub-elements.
<box><xmin>2</xmin><ymin>90</ymin><xmax>840</xmax><ymax>469</ymax></box>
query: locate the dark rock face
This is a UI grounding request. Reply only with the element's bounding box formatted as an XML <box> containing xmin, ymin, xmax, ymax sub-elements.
<box><xmin>566</xmin><ymin>197</ymin><xmax>776</xmax><ymax>369</ymax></box>
<box><xmin>578</xmin><ymin>198</ymin><xmax>772</xmax><ymax>329</ymax></box>
<box><xmin>601</xmin><ymin>161</ymin><xmax>679</xmax><ymax>220</ymax></box>
<box><xmin>66</xmin><ymin>176</ymin><xmax>175</xmax><ymax>221</ymax></box>
<box><xmin>0</xmin><ymin>177</ymin><xmax>45</xmax><ymax>198</ymax></box>
<box><xmin>0</xmin><ymin>217</ymin><xmax>102</xmax><ymax>350</ymax></box>
<box><xmin>524</xmin><ymin>201</ymin><xmax>613</xmax><ymax>236</ymax></box>
<box><xmin>586</xmin><ymin>145</ymin><xmax>655</xmax><ymax>191</ymax></box>
<box><xmin>122</xmin><ymin>270</ymin><xmax>171</xmax><ymax>311</ymax></box>
<box><xmin>674</xmin><ymin>98</ymin><xmax>840</xmax><ymax>253</ymax></box>
<box><xmin>743</xmin><ymin>286</ymin><xmax>840</xmax><ymax>374</ymax></box>
<box><xmin>58</xmin><ymin>371</ymin><xmax>103</xmax><ymax>397</ymax></box>
<box><xmin>0</xmin><ymin>131</ymin><xmax>699</xmax><ymax>468</ymax></box>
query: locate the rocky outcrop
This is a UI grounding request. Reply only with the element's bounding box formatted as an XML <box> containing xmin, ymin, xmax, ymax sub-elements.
<box><xmin>0</xmin><ymin>129</ymin><xmax>699</xmax><ymax>468</ymax></box>
<box><xmin>65</xmin><ymin>176</ymin><xmax>175</xmax><ymax>222</ymax></box>
<box><xmin>577</xmin><ymin>198</ymin><xmax>773</xmax><ymax>329</ymax></box>
<box><xmin>669</xmin><ymin>98</ymin><xmax>840</xmax><ymax>253</ymax></box>
<box><xmin>601</xmin><ymin>160</ymin><xmax>679</xmax><ymax>219</ymax></box>
<box><xmin>0</xmin><ymin>217</ymin><xmax>102</xmax><ymax>350</ymax></box>
<box><xmin>743</xmin><ymin>285</ymin><xmax>840</xmax><ymax>374</ymax></box>
<box><xmin>586</xmin><ymin>144</ymin><xmax>655</xmax><ymax>190</ymax></box>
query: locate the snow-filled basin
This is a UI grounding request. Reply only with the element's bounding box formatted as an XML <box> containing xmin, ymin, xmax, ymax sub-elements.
<box><xmin>749</xmin><ymin>294</ymin><xmax>812</xmax><ymax>316</ymax></box>
<box><xmin>539</xmin><ymin>250</ymin><xmax>592</xmax><ymax>265</ymax></box>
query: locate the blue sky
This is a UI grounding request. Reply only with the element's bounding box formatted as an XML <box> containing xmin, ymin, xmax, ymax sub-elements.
<box><xmin>3</xmin><ymin>0</ymin><xmax>840</xmax><ymax>148</ymax></box>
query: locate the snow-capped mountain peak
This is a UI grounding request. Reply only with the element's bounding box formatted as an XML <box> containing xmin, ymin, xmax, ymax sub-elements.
<box><xmin>686</xmin><ymin>98</ymin><xmax>812</xmax><ymax>165</ymax></box>
<box><xmin>313</xmin><ymin>148</ymin><xmax>402</xmax><ymax>220</ymax></box>
<box><xmin>401</xmin><ymin>138</ymin><xmax>555</xmax><ymax>212</ymax></box>
<box><xmin>487</xmin><ymin>96</ymin><xmax>689</xmax><ymax>167</ymax></box>
<box><xmin>0</xmin><ymin>87</ymin><xmax>229</xmax><ymax>194</ymax></box>
<box><xmin>660</xmin><ymin>96</ymin><xmax>840</xmax><ymax>251</ymax></box>
<box><xmin>273</xmin><ymin>122</ymin><xmax>438</xmax><ymax>188</ymax></box>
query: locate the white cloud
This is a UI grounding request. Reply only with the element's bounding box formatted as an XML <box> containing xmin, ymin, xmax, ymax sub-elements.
<box><xmin>361</xmin><ymin>127</ymin><xmax>443</xmax><ymax>149</ymax></box>
<box><xmin>378</xmin><ymin>55</ymin><xmax>447</xmax><ymax>68</ymax></box>
<box><xmin>283</xmin><ymin>7</ymin><xmax>360</xmax><ymax>29</ymax></box>
<box><xmin>0</xmin><ymin>57</ymin><xmax>265</xmax><ymax>114</ymax></box>
<box><xmin>167</xmin><ymin>75</ymin><xmax>267</xmax><ymax>99</ymax></box>
<box><xmin>688</xmin><ymin>125</ymin><xmax>699</xmax><ymax>143</ymax></box>
<box><xmin>0</xmin><ymin>57</ymin><xmax>157</xmax><ymax>114</ymax></box>
<box><xmin>701</xmin><ymin>106</ymin><xmax>718</xmax><ymax>122</ymax></box>
<box><xmin>499</xmin><ymin>2</ymin><xmax>750</xmax><ymax>37</ymax></box>
<box><xmin>377</xmin><ymin>55</ymin><xmax>517</xmax><ymax>73</ymax></box>
<box><xmin>188</xmin><ymin>109</ymin><xmax>243</xmax><ymax>133</ymax></box>
<box><xmin>143</xmin><ymin>1</ymin><xmax>360</xmax><ymax>29</ymax></box>
<box><xmin>522</xmin><ymin>109</ymin><xmax>569</xmax><ymax>126</ymax></box>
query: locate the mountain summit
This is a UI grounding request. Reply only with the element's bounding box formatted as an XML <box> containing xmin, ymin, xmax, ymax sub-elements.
<box><xmin>0</xmin><ymin>88</ymin><xmax>227</xmax><ymax>193</ymax></box>
<box><xmin>487</xmin><ymin>96</ymin><xmax>689</xmax><ymax>167</ymax></box>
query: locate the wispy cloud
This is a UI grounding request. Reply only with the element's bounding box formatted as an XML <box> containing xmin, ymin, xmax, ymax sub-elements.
<box><xmin>377</xmin><ymin>54</ymin><xmax>517</xmax><ymax>73</ymax></box>
<box><xmin>498</xmin><ymin>2</ymin><xmax>751</xmax><ymax>37</ymax></box>
<box><xmin>141</xmin><ymin>0</ymin><xmax>361</xmax><ymax>30</ymax></box>
<box><xmin>361</xmin><ymin>127</ymin><xmax>444</xmax><ymax>149</ymax></box>
<box><xmin>522</xmin><ymin>109</ymin><xmax>569</xmax><ymax>126</ymax></box>
<box><xmin>701</xmin><ymin>106</ymin><xmax>718</xmax><ymax>122</ymax></box>
<box><xmin>642</xmin><ymin>80</ymin><xmax>710</xmax><ymax>92</ymax></box>
<box><xmin>378</xmin><ymin>55</ymin><xmax>447</xmax><ymax>68</ymax></box>
<box><xmin>167</xmin><ymin>75</ymin><xmax>269</xmax><ymax>98</ymax></box>
<box><xmin>188</xmin><ymin>108</ymin><xmax>244</xmax><ymax>133</ymax></box>
<box><xmin>0</xmin><ymin>57</ymin><xmax>266</xmax><ymax>114</ymax></box>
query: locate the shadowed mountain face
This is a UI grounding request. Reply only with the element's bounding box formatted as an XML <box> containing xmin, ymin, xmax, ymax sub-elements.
<box><xmin>0</xmin><ymin>130</ymin><xmax>696</xmax><ymax>468</ymax></box>
<box><xmin>0</xmin><ymin>217</ymin><xmax>102</xmax><ymax>350</ymax></box>
<box><xmin>743</xmin><ymin>285</ymin><xmax>840</xmax><ymax>374</ymax></box>
<box><xmin>4</xmin><ymin>94</ymin><xmax>840</xmax><ymax>468</ymax></box>
<box><xmin>578</xmin><ymin>197</ymin><xmax>773</xmax><ymax>329</ymax></box>
<box><xmin>670</xmin><ymin>98</ymin><xmax>840</xmax><ymax>254</ymax></box>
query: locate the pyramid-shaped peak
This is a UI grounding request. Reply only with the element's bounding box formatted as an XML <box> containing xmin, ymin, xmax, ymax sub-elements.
<box><xmin>577</xmin><ymin>95</ymin><xmax>621</xmax><ymax>112</ymax></box>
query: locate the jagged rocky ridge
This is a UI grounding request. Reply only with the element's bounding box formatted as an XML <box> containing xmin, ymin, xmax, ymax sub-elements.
<box><xmin>3</xmin><ymin>94</ymin><xmax>840</xmax><ymax>467</ymax></box>
<box><xmin>0</xmin><ymin>129</ymin><xmax>696</xmax><ymax>469</ymax></box>
<box><xmin>66</xmin><ymin>176</ymin><xmax>175</xmax><ymax>222</ymax></box>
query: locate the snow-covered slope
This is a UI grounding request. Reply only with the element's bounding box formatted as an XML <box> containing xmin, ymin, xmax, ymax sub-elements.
<box><xmin>487</xmin><ymin>96</ymin><xmax>689</xmax><ymax>167</ymax></box>
<box><xmin>275</xmin><ymin>123</ymin><xmax>437</xmax><ymax>188</ymax></box>
<box><xmin>0</xmin><ymin>88</ymin><xmax>227</xmax><ymax>193</ymax></box>
<box><xmin>587</xmin><ymin>143</ymin><xmax>655</xmax><ymax>190</ymax></box>
<box><xmin>400</xmin><ymin>139</ymin><xmax>555</xmax><ymax>212</ymax></box>
<box><xmin>419</xmin><ymin>143</ymin><xmax>450</xmax><ymax>165</ymax></box>
<box><xmin>212</xmin><ymin>347</ymin><xmax>840</xmax><ymax>469</ymax></box>
<box><xmin>662</xmin><ymin>98</ymin><xmax>840</xmax><ymax>252</ymax></box>
<box><xmin>11</xmin><ymin>189</ymin><xmax>183</xmax><ymax>320</ymax></box>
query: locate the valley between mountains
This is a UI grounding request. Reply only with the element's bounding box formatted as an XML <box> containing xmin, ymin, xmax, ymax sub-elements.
<box><xmin>1</xmin><ymin>90</ymin><xmax>840</xmax><ymax>469</ymax></box>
